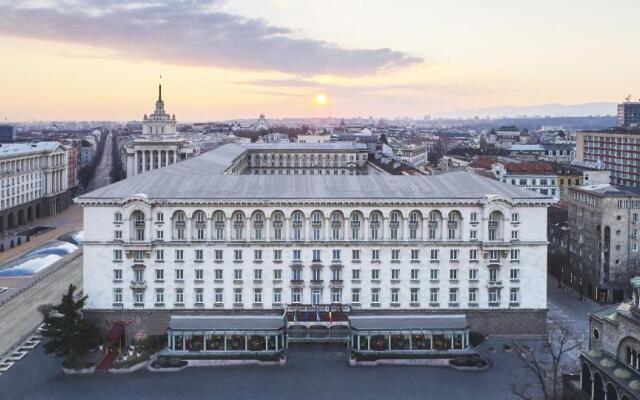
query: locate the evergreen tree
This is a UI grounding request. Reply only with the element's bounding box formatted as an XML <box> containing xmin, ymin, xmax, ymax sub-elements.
<box><xmin>40</xmin><ymin>284</ymin><xmax>98</xmax><ymax>358</ymax></box>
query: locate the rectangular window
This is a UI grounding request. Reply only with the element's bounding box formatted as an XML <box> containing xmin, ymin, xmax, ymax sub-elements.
<box><xmin>273</xmin><ymin>288</ymin><xmax>282</xmax><ymax>304</ymax></box>
<box><xmin>214</xmin><ymin>269</ymin><xmax>223</xmax><ymax>280</ymax></box>
<box><xmin>312</xmin><ymin>249</ymin><xmax>321</xmax><ymax>262</ymax></box>
<box><xmin>470</xmin><ymin>212</ymin><xmax>477</xmax><ymax>223</ymax></box>
<box><xmin>430</xmin><ymin>269</ymin><xmax>439</xmax><ymax>280</ymax></box>
<box><xmin>430</xmin><ymin>288</ymin><xmax>439</xmax><ymax>303</ymax></box>
<box><xmin>175</xmin><ymin>288</ymin><xmax>184</xmax><ymax>304</ymax></box>
<box><xmin>489</xmin><ymin>268</ymin><xmax>498</xmax><ymax>282</ymax></box>
<box><xmin>113</xmin><ymin>269</ymin><xmax>122</xmax><ymax>281</ymax></box>
<box><xmin>195</xmin><ymin>269</ymin><xmax>204</xmax><ymax>281</ymax></box>
<box><xmin>450</xmin><ymin>249</ymin><xmax>459</xmax><ymax>260</ymax></box>
<box><xmin>195</xmin><ymin>249</ymin><xmax>203</xmax><ymax>261</ymax></box>
<box><xmin>234</xmin><ymin>269</ymin><xmax>242</xmax><ymax>280</ymax></box>
<box><xmin>391</xmin><ymin>288</ymin><xmax>399</xmax><ymax>304</ymax></box>
<box><xmin>254</xmin><ymin>269</ymin><xmax>262</xmax><ymax>281</ymax></box>
<box><xmin>511</xmin><ymin>213</ymin><xmax>519</xmax><ymax>222</ymax></box>
<box><xmin>468</xmin><ymin>288</ymin><xmax>478</xmax><ymax>303</ymax></box>
<box><xmin>469</xmin><ymin>268</ymin><xmax>478</xmax><ymax>280</ymax></box>
<box><xmin>215</xmin><ymin>288</ymin><xmax>223</xmax><ymax>304</ymax></box>
<box><xmin>254</xmin><ymin>249</ymin><xmax>262</xmax><ymax>261</ymax></box>
<box><xmin>430</xmin><ymin>249</ymin><xmax>439</xmax><ymax>260</ymax></box>
<box><xmin>234</xmin><ymin>288</ymin><xmax>243</xmax><ymax>304</ymax></box>
<box><xmin>114</xmin><ymin>230</ymin><xmax>122</xmax><ymax>240</ymax></box>
<box><xmin>312</xmin><ymin>269</ymin><xmax>322</xmax><ymax>281</ymax></box>
<box><xmin>273</xmin><ymin>269</ymin><xmax>282</xmax><ymax>280</ymax></box>
<box><xmin>410</xmin><ymin>288</ymin><xmax>419</xmax><ymax>304</ymax></box>
<box><xmin>391</xmin><ymin>269</ymin><xmax>400</xmax><ymax>280</ymax></box>
<box><xmin>114</xmin><ymin>212</ymin><xmax>123</xmax><ymax>222</ymax></box>
<box><xmin>511</xmin><ymin>230</ymin><xmax>519</xmax><ymax>240</ymax></box>
<box><xmin>510</xmin><ymin>249</ymin><xmax>520</xmax><ymax>260</ymax></box>
<box><xmin>195</xmin><ymin>288</ymin><xmax>204</xmax><ymax>305</ymax></box>
<box><xmin>411</xmin><ymin>269</ymin><xmax>419</xmax><ymax>280</ymax></box>
<box><xmin>332</xmin><ymin>249</ymin><xmax>341</xmax><ymax>261</ymax></box>
<box><xmin>155</xmin><ymin>288</ymin><xmax>164</xmax><ymax>304</ymax></box>
<box><xmin>293</xmin><ymin>249</ymin><xmax>302</xmax><ymax>261</ymax></box>
<box><xmin>155</xmin><ymin>269</ymin><xmax>164</xmax><ymax>281</ymax></box>
<box><xmin>273</xmin><ymin>249</ymin><xmax>282</xmax><ymax>261</ymax></box>
<box><xmin>469</xmin><ymin>230</ymin><xmax>477</xmax><ymax>240</ymax></box>
<box><xmin>352</xmin><ymin>269</ymin><xmax>360</xmax><ymax>280</ymax></box>
<box><xmin>331</xmin><ymin>288</ymin><xmax>342</xmax><ymax>304</ymax></box>
<box><xmin>371</xmin><ymin>269</ymin><xmax>380</xmax><ymax>280</ymax></box>
<box><xmin>489</xmin><ymin>289</ymin><xmax>499</xmax><ymax>304</ymax></box>
<box><xmin>469</xmin><ymin>249</ymin><xmax>478</xmax><ymax>260</ymax></box>
<box><xmin>510</xmin><ymin>269</ymin><xmax>520</xmax><ymax>280</ymax></box>
<box><xmin>371</xmin><ymin>249</ymin><xmax>380</xmax><ymax>261</ymax></box>
<box><xmin>449</xmin><ymin>269</ymin><xmax>458</xmax><ymax>280</ymax></box>
<box><xmin>292</xmin><ymin>288</ymin><xmax>302</xmax><ymax>304</ymax></box>
<box><xmin>410</xmin><ymin>249</ymin><xmax>419</xmax><ymax>261</ymax></box>
<box><xmin>391</xmin><ymin>249</ymin><xmax>400</xmax><ymax>260</ymax></box>
<box><xmin>489</xmin><ymin>250</ymin><xmax>499</xmax><ymax>261</ymax></box>
<box><xmin>113</xmin><ymin>288</ymin><xmax>123</xmax><ymax>304</ymax></box>
<box><xmin>156</xmin><ymin>230</ymin><xmax>164</xmax><ymax>240</ymax></box>
<box><xmin>214</xmin><ymin>249</ymin><xmax>223</xmax><ymax>261</ymax></box>
<box><xmin>351</xmin><ymin>289</ymin><xmax>360</xmax><ymax>304</ymax></box>
<box><xmin>449</xmin><ymin>288</ymin><xmax>458</xmax><ymax>303</ymax></box>
<box><xmin>510</xmin><ymin>288</ymin><xmax>519</xmax><ymax>303</ymax></box>
<box><xmin>114</xmin><ymin>249</ymin><xmax>123</xmax><ymax>261</ymax></box>
<box><xmin>175</xmin><ymin>249</ymin><xmax>184</xmax><ymax>261</ymax></box>
<box><xmin>371</xmin><ymin>288</ymin><xmax>380</xmax><ymax>305</ymax></box>
<box><xmin>156</xmin><ymin>212</ymin><xmax>164</xmax><ymax>222</ymax></box>
<box><xmin>175</xmin><ymin>269</ymin><xmax>184</xmax><ymax>281</ymax></box>
<box><xmin>352</xmin><ymin>249</ymin><xmax>360</xmax><ymax>261</ymax></box>
<box><xmin>253</xmin><ymin>289</ymin><xmax>262</xmax><ymax>304</ymax></box>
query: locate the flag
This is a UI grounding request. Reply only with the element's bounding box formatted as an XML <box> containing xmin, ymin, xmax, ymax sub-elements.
<box><xmin>316</xmin><ymin>305</ymin><xmax>320</xmax><ymax>321</ymax></box>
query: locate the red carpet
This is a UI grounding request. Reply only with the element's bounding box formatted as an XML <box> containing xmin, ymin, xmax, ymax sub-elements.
<box><xmin>96</xmin><ymin>351</ymin><xmax>118</xmax><ymax>370</ymax></box>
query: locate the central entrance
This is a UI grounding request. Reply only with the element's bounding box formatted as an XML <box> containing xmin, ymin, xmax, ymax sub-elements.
<box><xmin>285</xmin><ymin>304</ymin><xmax>350</xmax><ymax>343</ymax></box>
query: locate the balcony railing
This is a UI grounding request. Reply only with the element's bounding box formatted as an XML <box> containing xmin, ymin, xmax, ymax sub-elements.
<box><xmin>130</xmin><ymin>280</ymin><xmax>147</xmax><ymax>290</ymax></box>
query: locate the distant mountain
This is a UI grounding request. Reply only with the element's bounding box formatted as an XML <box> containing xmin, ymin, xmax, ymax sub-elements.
<box><xmin>441</xmin><ymin>102</ymin><xmax>617</xmax><ymax>118</ymax></box>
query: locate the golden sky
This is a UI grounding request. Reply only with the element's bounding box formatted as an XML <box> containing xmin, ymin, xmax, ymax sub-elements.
<box><xmin>0</xmin><ymin>0</ymin><xmax>638</xmax><ymax>121</ymax></box>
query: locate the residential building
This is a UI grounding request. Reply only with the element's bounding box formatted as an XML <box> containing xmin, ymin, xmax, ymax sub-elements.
<box><xmin>77</xmin><ymin>142</ymin><xmax>553</xmax><ymax>347</ymax></box>
<box><xmin>490</xmin><ymin>161</ymin><xmax>559</xmax><ymax>200</ymax></box>
<box><xmin>576</xmin><ymin>129</ymin><xmax>640</xmax><ymax>187</ymax></box>
<box><xmin>506</xmin><ymin>144</ymin><xmax>576</xmax><ymax>163</ymax></box>
<box><xmin>618</xmin><ymin>99</ymin><xmax>640</xmax><ymax>128</ymax></box>
<box><xmin>0</xmin><ymin>125</ymin><xmax>16</xmax><ymax>143</ymax></box>
<box><xmin>568</xmin><ymin>184</ymin><xmax>640</xmax><ymax>303</ymax></box>
<box><xmin>79</xmin><ymin>139</ymin><xmax>96</xmax><ymax>168</ymax></box>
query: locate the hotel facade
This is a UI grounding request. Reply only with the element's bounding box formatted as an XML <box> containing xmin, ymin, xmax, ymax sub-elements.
<box><xmin>78</xmin><ymin>138</ymin><xmax>553</xmax><ymax>350</ymax></box>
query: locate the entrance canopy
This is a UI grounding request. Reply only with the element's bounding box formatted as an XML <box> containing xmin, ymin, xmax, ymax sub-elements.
<box><xmin>106</xmin><ymin>323</ymin><xmax>125</xmax><ymax>342</ymax></box>
<box><xmin>168</xmin><ymin>315</ymin><xmax>285</xmax><ymax>332</ymax></box>
<box><xmin>349</xmin><ymin>314</ymin><xmax>468</xmax><ymax>332</ymax></box>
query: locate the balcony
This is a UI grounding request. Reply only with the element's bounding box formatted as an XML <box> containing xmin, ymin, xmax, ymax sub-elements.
<box><xmin>175</xmin><ymin>221</ymin><xmax>186</xmax><ymax>228</ymax></box>
<box><xmin>292</xmin><ymin>220</ymin><xmax>302</xmax><ymax>228</ymax></box>
<box><xmin>428</xmin><ymin>221</ymin><xmax>438</xmax><ymax>228</ymax></box>
<box><xmin>134</xmin><ymin>220</ymin><xmax>145</xmax><ymax>227</ymax></box>
<box><xmin>130</xmin><ymin>280</ymin><xmax>147</xmax><ymax>290</ymax></box>
<box><xmin>330</xmin><ymin>279</ymin><xmax>343</xmax><ymax>287</ymax></box>
<box><xmin>253</xmin><ymin>221</ymin><xmax>264</xmax><ymax>228</ymax></box>
<box><xmin>488</xmin><ymin>220</ymin><xmax>498</xmax><ymax>228</ymax></box>
<box><xmin>369</xmin><ymin>220</ymin><xmax>380</xmax><ymax>228</ymax></box>
<box><xmin>487</xmin><ymin>280</ymin><xmax>503</xmax><ymax>288</ymax></box>
<box><xmin>290</xmin><ymin>279</ymin><xmax>304</xmax><ymax>287</ymax></box>
<box><xmin>447</xmin><ymin>221</ymin><xmax>458</xmax><ymax>229</ymax></box>
<box><xmin>350</xmin><ymin>220</ymin><xmax>360</xmax><ymax>227</ymax></box>
<box><xmin>389</xmin><ymin>221</ymin><xmax>400</xmax><ymax>229</ymax></box>
<box><xmin>310</xmin><ymin>279</ymin><xmax>324</xmax><ymax>287</ymax></box>
<box><xmin>195</xmin><ymin>221</ymin><xmax>206</xmax><ymax>228</ymax></box>
<box><xmin>233</xmin><ymin>221</ymin><xmax>244</xmax><ymax>229</ymax></box>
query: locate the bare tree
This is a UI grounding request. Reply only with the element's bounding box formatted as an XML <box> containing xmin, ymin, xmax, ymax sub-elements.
<box><xmin>511</xmin><ymin>320</ymin><xmax>585</xmax><ymax>400</ymax></box>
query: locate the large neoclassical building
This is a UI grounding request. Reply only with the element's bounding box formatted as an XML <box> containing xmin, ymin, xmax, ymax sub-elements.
<box><xmin>123</xmin><ymin>85</ymin><xmax>198</xmax><ymax>177</ymax></box>
<box><xmin>78</xmin><ymin>143</ymin><xmax>552</xmax><ymax>349</ymax></box>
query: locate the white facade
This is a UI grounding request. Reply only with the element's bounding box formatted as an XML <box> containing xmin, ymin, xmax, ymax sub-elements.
<box><xmin>78</xmin><ymin>144</ymin><xmax>551</xmax><ymax>317</ymax></box>
<box><xmin>0</xmin><ymin>142</ymin><xmax>68</xmax><ymax>212</ymax></box>
<box><xmin>124</xmin><ymin>85</ymin><xmax>198</xmax><ymax>177</ymax></box>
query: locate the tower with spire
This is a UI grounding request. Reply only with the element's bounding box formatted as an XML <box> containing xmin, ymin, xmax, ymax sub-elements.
<box><xmin>143</xmin><ymin>83</ymin><xmax>177</xmax><ymax>137</ymax></box>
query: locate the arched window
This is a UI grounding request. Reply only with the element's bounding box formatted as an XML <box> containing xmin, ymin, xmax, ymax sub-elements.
<box><xmin>231</xmin><ymin>211</ymin><xmax>245</xmax><ymax>240</ymax></box>
<box><xmin>369</xmin><ymin>211</ymin><xmax>383</xmax><ymax>240</ymax></box>
<box><xmin>408</xmin><ymin>210</ymin><xmax>422</xmax><ymax>240</ymax></box>
<box><xmin>350</xmin><ymin>211</ymin><xmax>363</xmax><ymax>240</ymax></box>
<box><xmin>291</xmin><ymin>211</ymin><xmax>304</xmax><ymax>241</ymax></box>
<box><xmin>428</xmin><ymin>211</ymin><xmax>442</xmax><ymax>240</ymax></box>
<box><xmin>330</xmin><ymin>211</ymin><xmax>343</xmax><ymax>240</ymax></box>
<box><xmin>213</xmin><ymin>211</ymin><xmax>225</xmax><ymax>240</ymax></box>
<box><xmin>311</xmin><ymin>211</ymin><xmax>324</xmax><ymax>241</ymax></box>
<box><xmin>389</xmin><ymin>211</ymin><xmax>402</xmax><ymax>240</ymax></box>
<box><xmin>252</xmin><ymin>211</ymin><xmax>265</xmax><ymax>240</ymax></box>
<box><xmin>271</xmin><ymin>211</ymin><xmax>284</xmax><ymax>240</ymax></box>
<box><xmin>489</xmin><ymin>211</ymin><xmax>504</xmax><ymax>241</ymax></box>
<box><xmin>447</xmin><ymin>211</ymin><xmax>462</xmax><ymax>240</ymax></box>
<box><xmin>193</xmin><ymin>210</ymin><xmax>207</xmax><ymax>240</ymax></box>
<box><xmin>172</xmin><ymin>211</ymin><xmax>186</xmax><ymax>240</ymax></box>
<box><xmin>131</xmin><ymin>210</ymin><xmax>145</xmax><ymax>241</ymax></box>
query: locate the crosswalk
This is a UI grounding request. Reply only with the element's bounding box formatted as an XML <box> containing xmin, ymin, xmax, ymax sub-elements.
<box><xmin>0</xmin><ymin>323</ymin><xmax>44</xmax><ymax>376</ymax></box>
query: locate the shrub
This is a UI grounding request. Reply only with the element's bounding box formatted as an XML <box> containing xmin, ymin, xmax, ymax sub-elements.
<box><xmin>151</xmin><ymin>356</ymin><xmax>187</xmax><ymax>369</ymax></box>
<box><xmin>449</xmin><ymin>355</ymin><xmax>486</xmax><ymax>368</ymax></box>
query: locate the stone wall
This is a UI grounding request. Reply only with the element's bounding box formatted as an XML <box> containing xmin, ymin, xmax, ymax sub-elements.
<box><xmin>85</xmin><ymin>308</ymin><xmax>547</xmax><ymax>341</ymax></box>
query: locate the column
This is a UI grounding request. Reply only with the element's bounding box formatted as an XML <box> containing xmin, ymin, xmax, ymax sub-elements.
<box><xmin>284</xmin><ymin>217</ymin><xmax>290</xmax><ymax>241</ymax></box>
<box><xmin>265</xmin><ymin>217</ymin><xmax>271</xmax><ymax>242</ymax></box>
<box><xmin>244</xmin><ymin>334</ymin><xmax>248</xmax><ymax>351</ymax></box>
<box><xmin>134</xmin><ymin>151</ymin><xmax>138</xmax><ymax>175</ymax></box>
<box><xmin>367</xmin><ymin>335</ymin><xmax>371</xmax><ymax>351</ymax></box>
<box><xmin>324</xmin><ymin>217</ymin><xmax>330</xmax><ymax>241</ymax></box>
<box><xmin>225</xmin><ymin>218</ymin><xmax>231</xmax><ymax>241</ymax></box>
<box><xmin>363</xmin><ymin>217</ymin><xmax>369</xmax><ymax>240</ymax></box>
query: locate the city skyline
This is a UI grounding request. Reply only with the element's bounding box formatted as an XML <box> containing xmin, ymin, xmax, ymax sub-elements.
<box><xmin>0</xmin><ymin>0</ymin><xmax>639</xmax><ymax>121</ymax></box>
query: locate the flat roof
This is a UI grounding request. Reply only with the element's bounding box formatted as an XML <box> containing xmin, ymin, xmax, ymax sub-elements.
<box><xmin>0</xmin><ymin>142</ymin><xmax>62</xmax><ymax>159</ymax></box>
<box><xmin>77</xmin><ymin>143</ymin><xmax>551</xmax><ymax>202</ymax></box>
<box><xmin>168</xmin><ymin>315</ymin><xmax>285</xmax><ymax>331</ymax></box>
<box><xmin>349</xmin><ymin>315</ymin><xmax>468</xmax><ymax>331</ymax></box>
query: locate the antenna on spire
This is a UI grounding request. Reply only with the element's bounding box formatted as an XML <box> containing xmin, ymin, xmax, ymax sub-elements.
<box><xmin>158</xmin><ymin>75</ymin><xmax>163</xmax><ymax>101</ymax></box>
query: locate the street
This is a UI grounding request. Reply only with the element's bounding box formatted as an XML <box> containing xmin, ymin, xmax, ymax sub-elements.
<box><xmin>87</xmin><ymin>131</ymin><xmax>113</xmax><ymax>192</ymax></box>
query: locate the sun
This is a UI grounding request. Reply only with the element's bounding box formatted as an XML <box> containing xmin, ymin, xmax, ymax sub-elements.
<box><xmin>314</xmin><ymin>94</ymin><xmax>328</xmax><ymax>105</ymax></box>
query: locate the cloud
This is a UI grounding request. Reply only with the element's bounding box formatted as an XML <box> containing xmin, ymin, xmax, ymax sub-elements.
<box><xmin>0</xmin><ymin>0</ymin><xmax>422</xmax><ymax>76</ymax></box>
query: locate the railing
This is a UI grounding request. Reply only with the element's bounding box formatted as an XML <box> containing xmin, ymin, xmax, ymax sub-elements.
<box><xmin>0</xmin><ymin>250</ymin><xmax>83</xmax><ymax>308</ymax></box>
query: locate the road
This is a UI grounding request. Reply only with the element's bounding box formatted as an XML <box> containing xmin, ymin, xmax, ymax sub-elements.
<box><xmin>87</xmin><ymin>131</ymin><xmax>112</xmax><ymax>192</ymax></box>
<box><xmin>0</xmin><ymin>256</ymin><xmax>82</xmax><ymax>357</ymax></box>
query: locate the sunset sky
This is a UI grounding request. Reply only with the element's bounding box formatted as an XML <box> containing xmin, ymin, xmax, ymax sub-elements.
<box><xmin>0</xmin><ymin>0</ymin><xmax>639</xmax><ymax>121</ymax></box>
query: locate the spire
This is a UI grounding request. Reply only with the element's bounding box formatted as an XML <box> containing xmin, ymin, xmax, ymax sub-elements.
<box><xmin>158</xmin><ymin>84</ymin><xmax>162</xmax><ymax>101</ymax></box>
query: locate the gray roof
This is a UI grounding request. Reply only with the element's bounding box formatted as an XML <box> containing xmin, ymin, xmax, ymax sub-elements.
<box><xmin>0</xmin><ymin>142</ymin><xmax>63</xmax><ymax>159</ymax></box>
<box><xmin>349</xmin><ymin>315</ymin><xmax>468</xmax><ymax>331</ymax></box>
<box><xmin>575</xmin><ymin>184</ymin><xmax>640</xmax><ymax>197</ymax></box>
<box><xmin>78</xmin><ymin>144</ymin><xmax>550</xmax><ymax>202</ymax></box>
<box><xmin>168</xmin><ymin>315</ymin><xmax>285</xmax><ymax>331</ymax></box>
<box><xmin>243</xmin><ymin>142</ymin><xmax>367</xmax><ymax>151</ymax></box>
